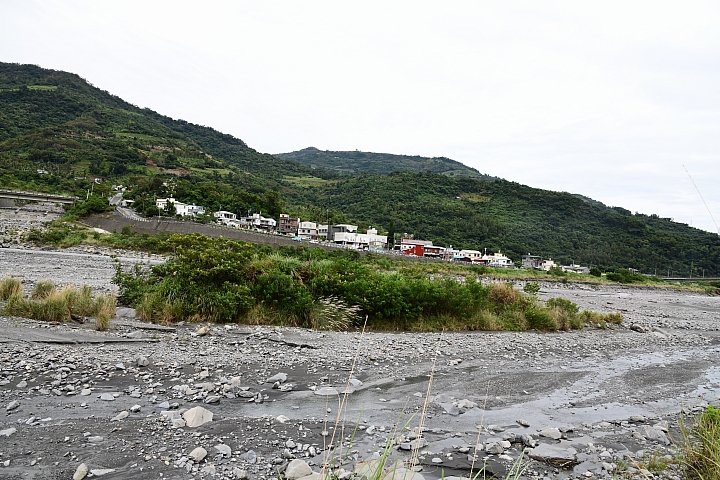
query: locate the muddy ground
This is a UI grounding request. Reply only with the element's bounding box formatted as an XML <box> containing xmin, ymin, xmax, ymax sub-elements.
<box><xmin>1</xmin><ymin>247</ymin><xmax>719</xmax><ymax>480</ymax></box>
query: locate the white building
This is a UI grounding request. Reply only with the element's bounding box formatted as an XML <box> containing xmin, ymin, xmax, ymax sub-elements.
<box><xmin>238</xmin><ymin>213</ymin><xmax>277</xmax><ymax>231</ymax></box>
<box><xmin>487</xmin><ymin>251</ymin><xmax>514</xmax><ymax>268</ymax></box>
<box><xmin>214</xmin><ymin>210</ymin><xmax>237</xmax><ymax>225</ymax></box>
<box><xmin>156</xmin><ymin>197</ymin><xmax>206</xmax><ymax>217</ymax></box>
<box><xmin>298</xmin><ymin>221</ymin><xmax>318</xmax><ymax>239</ymax></box>
<box><xmin>329</xmin><ymin>227</ymin><xmax>387</xmax><ymax>250</ymax></box>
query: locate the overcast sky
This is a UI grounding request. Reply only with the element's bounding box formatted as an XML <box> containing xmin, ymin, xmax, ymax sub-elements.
<box><xmin>2</xmin><ymin>1</ymin><xmax>719</xmax><ymax>233</ymax></box>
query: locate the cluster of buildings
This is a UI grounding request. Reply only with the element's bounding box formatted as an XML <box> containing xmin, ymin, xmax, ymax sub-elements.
<box><xmin>153</xmin><ymin>198</ymin><xmax>588</xmax><ymax>271</ymax></box>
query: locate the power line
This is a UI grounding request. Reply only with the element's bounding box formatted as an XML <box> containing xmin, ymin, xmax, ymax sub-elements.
<box><xmin>683</xmin><ymin>165</ymin><xmax>720</xmax><ymax>235</ymax></box>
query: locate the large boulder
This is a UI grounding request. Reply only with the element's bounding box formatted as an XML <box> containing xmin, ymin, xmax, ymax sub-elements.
<box><xmin>182</xmin><ymin>406</ymin><xmax>214</xmax><ymax>427</ymax></box>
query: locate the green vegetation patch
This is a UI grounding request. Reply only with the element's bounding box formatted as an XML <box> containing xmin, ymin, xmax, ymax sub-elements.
<box><xmin>112</xmin><ymin>233</ymin><xmax>622</xmax><ymax>331</ymax></box>
<box><xmin>680</xmin><ymin>405</ymin><xmax>720</xmax><ymax>479</ymax></box>
<box><xmin>283</xmin><ymin>175</ymin><xmax>335</xmax><ymax>187</ymax></box>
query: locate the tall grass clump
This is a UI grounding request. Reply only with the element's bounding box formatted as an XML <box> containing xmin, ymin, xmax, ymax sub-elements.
<box><xmin>1</xmin><ymin>278</ymin><xmax>116</xmax><ymax>330</ymax></box>
<box><xmin>679</xmin><ymin>405</ymin><xmax>720</xmax><ymax>479</ymax></box>
<box><xmin>94</xmin><ymin>294</ymin><xmax>116</xmax><ymax>331</ymax></box>
<box><xmin>0</xmin><ymin>277</ymin><xmax>22</xmax><ymax>300</ymax></box>
<box><xmin>31</xmin><ymin>280</ymin><xmax>56</xmax><ymax>299</ymax></box>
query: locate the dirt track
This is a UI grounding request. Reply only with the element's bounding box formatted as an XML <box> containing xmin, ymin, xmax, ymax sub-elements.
<box><xmin>1</xmin><ymin>248</ymin><xmax>719</xmax><ymax>480</ymax></box>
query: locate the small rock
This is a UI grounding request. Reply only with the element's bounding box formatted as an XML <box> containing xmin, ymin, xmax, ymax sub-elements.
<box><xmin>100</xmin><ymin>393</ymin><xmax>115</xmax><ymax>401</ymax></box>
<box><xmin>90</xmin><ymin>468</ymin><xmax>116</xmax><ymax>476</ymax></box>
<box><xmin>516</xmin><ymin>419</ymin><xmax>530</xmax><ymax>427</ymax></box>
<box><xmin>130</xmin><ymin>404</ymin><xmax>141</xmax><ymax>412</ymax></box>
<box><xmin>197</xmin><ymin>326</ymin><xmax>210</xmax><ymax>336</ymax></box>
<box><xmin>314</xmin><ymin>386</ymin><xmax>339</xmax><ymax>396</ymax></box>
<box><xmin>276</xmin><ymin>414</ymin><xmax>290</xmax><ymax>423</ymax></box>
<box><xmin>0</xmin><ymin>427</ymin><xmax>17</xmax><ymax>437</ymax></box>
<box><xmin>285</xmin><ymin>459</ymin><xmax>313</xmax><ymax>480</ymax></box>
<box><xmin>16</xmin><ymin>380</ymin><xmax>27</xmax><ymax>388</ymax></box>
<box><xmin>205</xmin><ymin>395</ymin><xmax>221</xmax><ymax>404</ymax></box>
<box><xmin>136</xmin><ymin>356</ymin><xmax>149</xmax><ymax>366</ymax></box>
<box><xmin>111</xmin><ymin>411</ymin><xmax>129</xmax><ymax>421</ymax></box>
<box><xmin>233</xmin><ymin>468</ymin><xmax>249</xmax><ymax>479</ymax></box>
<box><xmin>73</xmin><ymin>463</ymin><xmax>89</xmax><ymax>480</ymax></box>
<box><xmin>80</xmin><ymin>389</ymin><xmax>92</xmax><ymax>396</ymax></box>
<box><xmin>215</xmin><ymin>443</ymin><xmax>232</xmax><ymax>457</ymax></box>
<box><xmin>189</xmin><ymin>446</ymin><xmax>207</xmax><ymax>462</ymax></box>
<box><xmin>6</xmin><ymin>400</ymin><xmax>20</xmax><ymax>411</ymax></box>
<box><xmin>538</xmin><ymin>427</ymin><xmax>562</xmax><ymax>440</ymax></box>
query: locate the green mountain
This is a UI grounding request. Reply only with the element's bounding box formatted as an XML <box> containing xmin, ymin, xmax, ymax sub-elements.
<box><xmin>1</xmin><ymin>62</ymin><xmax>719</xmax><ymax>276</ymax></box>
<box><xmin>276</xmin><ymin>146</ymin><xmax>494</xmax><ymax>179</ymax></box>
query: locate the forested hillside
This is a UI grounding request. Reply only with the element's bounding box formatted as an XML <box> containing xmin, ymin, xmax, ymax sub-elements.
<box><xmin>276</xmin><ymin>146</ymin><xmax>494</xmax><ymax>179</ymax></box>
<box><xmin>1</xmin><ymin>62</ymin><xmax>719</xmax><ymax>275</ymax></box>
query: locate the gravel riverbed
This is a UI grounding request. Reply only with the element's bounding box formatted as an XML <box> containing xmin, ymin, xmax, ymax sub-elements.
<box><xmin>1</xmin><ymin>247</ymin><xmax>719</xmax><ymax>480</ymax></box>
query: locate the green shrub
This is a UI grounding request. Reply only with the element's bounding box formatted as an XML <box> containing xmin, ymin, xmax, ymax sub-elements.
<box><xmin>546</xmin><ymin>297</ymin><xmax>579</xmax><ymax>315</ymax></box>
<box><xmin>589</xmin><ymin>267</ymin><xmax>602</xmax><ymax>277</ymax></box>
<box><xmin>525</xmin><ymin>306</ymin><xmax>559</xmax><ymax>331</ymax></box>
<box><xmin>523</xmin><ymin>282</ymin><xmax>540</xmax><ymax>296</ymax></box>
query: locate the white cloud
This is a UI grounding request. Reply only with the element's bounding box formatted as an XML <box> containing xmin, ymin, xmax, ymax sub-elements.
<box><xmin>1</xmin><ymin>0</ymin><xmax>719</xmax><ymax>233</ymax></box>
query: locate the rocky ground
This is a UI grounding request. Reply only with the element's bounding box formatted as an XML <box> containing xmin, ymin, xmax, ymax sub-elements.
<box><xmin>1</xmin><ymin>246</ymin><xmax>720</xmax><ymax>480</ymax></box>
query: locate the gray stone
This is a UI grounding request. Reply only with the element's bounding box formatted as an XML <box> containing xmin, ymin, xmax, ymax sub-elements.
<box><xmin>100</xmin><ymin>393</ymin><xmax>115</xmax><ymax>401</ymax></box>
<box><xmin>90</xmin><ymin>468</ymin><xmax>116</xmax><ymax>476</ymax></box>
<box><xmin>6</xmin><ymin>400</ymin><xmax>20</xmax><ymax>411</ymax></box>
<box><xmin>80</xmin><ymin>389</ymin><xmax>92</xmax><ymax>396</ymax></box>
<box><xmin>266</xmin><ymin>372</ymin><xmax>288</xmax><ymax>383</ymax></box>
<box><xmin>528</xmin><ymin>443</ymin><xmax>578</xmax><ymax>466</ymax></box>
<box><xmin>638</xmin><ymin>425</ymin><xmax>670</xmax><ymax>445</ymax></box>
<box><xmin>0</xmin><ymin>427</ymin><xmax>16</xmax><ymax>437</ymax></box>
<box><xmin>172</xmin><ymin>418</ymin><xmax>187</xmax><ymax>428</ymax></box>
<box><xmin>285</xmin><ymin>459</ymin><xmax>313</xmax><ymax>480</ymax></box>
<box><xmin>130</xmin><ymin>404</ymin><xmax>141</xmax><ymax>412</ymax></box>
<box><xmin>204</xmin><ymin>395</ymin><xmax>221</xmax><ymax>404</ymax></box>
<box><xmin>87</xmin><ymin>436</ymin><xmax>104</xmax><ymax>443</ymax></box>
<box><xmin>73</xmin><ymin>463</ymin><xmax>88</xmax><ymax>480</ymax></box>
<box><xmin>215</xmin><ymin>443</ymin><xmax>232</xmax><ymax>457</ymax></box>
<box><xmin>242</xmin><ymin>450</ymin><xmax>257</xmax><ymax>464</ymax></box>
<box><xmin>183</xmin><ymin>406</ymin><xmax>214</xmax><ymax>427</ymax></box>
<box><xmin>538</xmin><ymin>427</ymin><xmax>562</xmax><ymax>440</ymax></box>
<box><xmin>297</xmin><ymin>474</ymin><xmax>321</xmax><ymax>480</ymax></box>
<box><xmin>516</xmin><ymin>419</ymin><xmax>530</xmax><ymax>427</ymax></box>
<box><xmin>189</xmin><ymin>446</ymin><xmax>208</xmax><ymax>462</ymax></box>
<box><xmin>381</xmin><ymin>468</ymin><xmax>425</xmax><ymax>480</ymax></box>
<box><xmin>485</xmin><ymin>442</ymin><xmax>504</xmax><ymax>454</ymax></box>
<box><xmin>16</xmin><ymin>380</ymin><xmax>27</xmax><ymax>388</ymax></box>
<box><xmin>111</xmin><ymin>411</ymin><xmax>129</xmax><ymax>421</ymax></box>
<box><xmin>314</xmin><ymin>386</ymin><xmax>339</xmax><ymax>396</ymax></box>
<box><xmin>136</xmin><ymin>355</ymin><xmax>149</xmax><ymax>366</ymax></box>
<box><xmin>233</xmin><ymin>468</ymin><xmax>249</xmax><ymax>480</ymax></box>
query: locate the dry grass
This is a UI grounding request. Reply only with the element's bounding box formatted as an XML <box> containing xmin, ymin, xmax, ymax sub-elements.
<box><xmin>0</xmin><ymin>277</ymin><xmax>22</xmax><ymax>300</ymax></box>
<box><xmin>31</xmin><ymin>280</ymin><xmax>55</xmax><ymax>299</ymax></box>
<box><xmin>94</xmin><ymin>294</ymin><xmax>116</xmax><ymax>331</ymax></box>
<box><xmin>1</xmin><ymin>278</ymin><xmax>116</xmax><ymax>330</ymax></box>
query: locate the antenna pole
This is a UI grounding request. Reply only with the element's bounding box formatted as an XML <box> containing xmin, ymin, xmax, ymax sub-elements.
<box><xmin>683</xmin><ymin>165</ymin><xmax>720</xmax><ymax>234</ymax></box>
